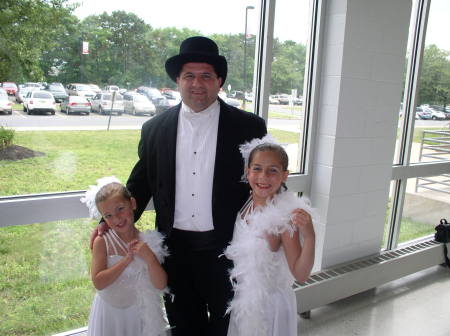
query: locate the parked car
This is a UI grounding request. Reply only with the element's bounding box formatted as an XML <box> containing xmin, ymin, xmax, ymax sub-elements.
<box><xmin>228</xmin><ymin>90</ymin><xmax>244</xmax><ymax>100</ymax></box>
<box><xmin>162</xmin><ymin>89</ymin><xmax>182</xmax><ymax>108</ymax></box>
<box><xmin>271</xmin><ymin>94</ymin><xmax>290</xmax><ymax>105</ymax></box>
<box><xmin>292</xmin><ymin>96</ymin><xmax>303</xmax><ymax>105</ymax></box>
<box><xmin>60</xmin><ymin>96</ymin><xmax>91</xmax><ymax>115</ymax></box>
<box><xmin>137</xmin><ymin>87</ymin><xmax>171</xmax><ymax>114</ymax></box>
<box><xmin>67</xmin><ymin>83</ymin><xmax>96</xmax><ymax>99</ymax></box>
<box><xmin>0</xmin><ymin>91</ymin><xmax>13</xmax><ymax>114</ymax></box>
<box><xmin>90</xmin><ymin>92</ymin><xmax>124</xmax><ymax>115</ymax></box>
<box><xmin>415</xmin><ymin>107</ymin><xmax>431</xmax><ymax>120</ymax></box>
<box><xmin>123</xmin><ymin>92</ymin><xmax>156</xmax><ymax>116</ymax></box>
<box><xmin>22</xmin><ymin>90</ymin><xmax>56</xmax><ymax>115</ymax></box>
<box><xmin>219</xmin><ymin>91</ymin><xmax>241</xmax><ymax>108</ymax></box>
<box><xmin>269</xmin><ymin>95</ymin><xmax>280</xmax><ymax>104</ymax></box>
<box><xmin>44</xmin><ymin>82</ymin><xmax>68</xmax><ymax>103</ymax></box>
<box><xmin>89</xmin><ymin>84</ymin><xmax>101</xmax><ymax>93</ymax></box>
<box><xmin>421</xmin><ymin>106</ymin><xmax>445</xmax><ymax>120</ymax></box>
<box><xmin>1</xmin><ymin>82</ymin><xmax>18</xmax><ymax>96</ymax></box>
<box><xmin>430</xmin><ymin>105</ymin><xmax>450</xmax><ymax>119</ymax></box>
<box><xmin>15</xmin><ymin>85</ymin><xmax>39</xmax><ymax>103</ymax></box>
<box><xmin>104</xmin><ymin>85</ymin><xmax>120</xmax><ymax>93</ymax></box>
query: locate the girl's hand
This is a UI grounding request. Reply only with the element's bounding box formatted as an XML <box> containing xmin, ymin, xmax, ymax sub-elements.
<box><xmin>129</xmin><ymin>240</ymin><xmax>156</xmax><ymax>261</ymax></box>
<box><xmin>291</xmin><ymin>208</ymin><xmax>315</xmax><ymax>240</ymax></box>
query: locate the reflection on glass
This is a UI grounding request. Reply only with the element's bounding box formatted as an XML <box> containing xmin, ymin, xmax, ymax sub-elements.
<box><xmin>0</xmin><ymin>212</ymin><xmax>155</xmax><ymax>335</ymax></box>
<box><xmin>0</xmin><ymin>219</ymin><xmax>93</xmax><ymax>335</ymax></box>
<box><xmin>267</xmin><ymin>0</ymin><xmax>310</xmax><ymax>173</ymax></box>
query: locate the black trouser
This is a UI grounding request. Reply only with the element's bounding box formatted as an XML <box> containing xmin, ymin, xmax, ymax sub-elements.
<box><xmin>163</xmin><ymin>229</ymin><xmax>233</xmax><ymax>336</ymax></box>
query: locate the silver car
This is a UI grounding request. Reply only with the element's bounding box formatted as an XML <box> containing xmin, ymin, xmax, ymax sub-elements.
<box><xmin>60</xmin><ymin>96</ymin><xmax>91</xmax><ymax>115</ymax></box>
<box><xmin>91</xmin><ymin>92</ymin><xmax>124</xmax><ymax>115</ymax></box>
<box><xmin>0</xmin><ymin>91</ymin><xmax>12</xmax><ymax>114</ymax></box>
<box><xmin>123</xmin><ymin>93</ymin><xmax>156</xmax><ymax>116</ymax></box>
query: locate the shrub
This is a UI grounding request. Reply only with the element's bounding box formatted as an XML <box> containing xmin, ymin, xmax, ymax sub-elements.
<box><xmin>0</xmin><ymin>126</ymin><xmax>15</xmax><ymax>150</ymax></box>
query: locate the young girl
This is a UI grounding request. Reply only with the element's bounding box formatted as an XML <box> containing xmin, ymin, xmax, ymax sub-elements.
<box><xmin>225</xmin><ymin>136</ymin><xmax>316</xmax><ymax>336</ymax></box>
<box><xmin>81</xmin><ymin>176</ymin><xmax>168</xmax><ymax>336</ymax></box>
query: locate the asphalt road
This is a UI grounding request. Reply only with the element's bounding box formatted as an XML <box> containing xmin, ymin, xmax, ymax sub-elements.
<box><xmin>1</xmin><ymin>105</ymin><xmax>449</xmax><ymax>132</ymax></box>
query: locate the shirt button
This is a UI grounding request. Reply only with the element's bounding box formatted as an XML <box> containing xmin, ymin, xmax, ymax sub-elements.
<box><xmin>192</xmin><ymin>214</ymin><xmax>195</xmax><ymax>218</ymax></box>
<box><xmin>194</xmin><ymin>151</ymin><xmax>197</xmax><ymax>155</ymax></box>
<box><xmin>193</xmin><ymin>172</ymin><xmax>196</xmax><ymax>175</ymax></box>
<box><xmin>192</xmin><ymin>193</ymin><xmax>195</xmax><ymax>196</ymax></box>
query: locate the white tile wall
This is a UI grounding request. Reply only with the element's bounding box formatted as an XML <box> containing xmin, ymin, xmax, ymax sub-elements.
<box><xmin>311</xmin><ymin>0</ymin><xmax>412</xmax><ymax>268</ymax></box>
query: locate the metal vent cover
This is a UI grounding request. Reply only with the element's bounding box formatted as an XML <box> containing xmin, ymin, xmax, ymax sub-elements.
<box><xmin>295</xmin><ymin>239</ymin><xmax>440</xmax><ymax>289</ymax></box>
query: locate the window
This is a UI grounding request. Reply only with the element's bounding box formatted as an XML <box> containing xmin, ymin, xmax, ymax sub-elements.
<box><xmin>0</xmin><ymin>1</ymin><xmax>319</xmax><ymax>334</ymax></box>
<box><xmin>387</xmin><ymin>0</ymin><xmax>450</xmax><ymax>249</ymax></box>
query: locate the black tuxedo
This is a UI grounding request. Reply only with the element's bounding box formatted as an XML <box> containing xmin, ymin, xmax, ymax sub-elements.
<box><xmin>126</xmin><ymin>98</ymin><xmax>267</xmax><ymax>335</ymax></box>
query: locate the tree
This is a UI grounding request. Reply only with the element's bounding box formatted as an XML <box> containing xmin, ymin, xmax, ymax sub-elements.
<box><xmin>418</xmin><ymin>44</ymin><xmax>450</xmax><ymax>108</ymax></box>
<box><xmin>0</xmin><ymin>0</ymin><xmax>76</xmax><ymax>82</ymax></box>
<box><xmin>271</xmin><ymin>39</ymin><xmax>307</xmax><ymax>95</ymax></box>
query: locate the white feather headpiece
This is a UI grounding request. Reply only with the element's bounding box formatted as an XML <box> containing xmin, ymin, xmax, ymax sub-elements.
<box><xmin>80</xmin><ymin>176</ymin><xmax>121</xmax><ymax>219</ymax></box>
<box><xmin>239</xmin><ymin>134</ymin><xmax>281</xmax><ymax>182</ymax></box>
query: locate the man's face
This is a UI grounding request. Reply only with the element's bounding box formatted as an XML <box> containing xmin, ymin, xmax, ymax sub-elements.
<box><xmin>177</xmin><ymin>62</ymin><xmax>222</xmax><ymax>112</ymax></box>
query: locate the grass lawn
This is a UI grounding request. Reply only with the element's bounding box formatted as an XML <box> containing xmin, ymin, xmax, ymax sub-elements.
<box><xmin>0</xmin><ymin>129</ymin><xmax>300</xmax><ymax>196</ymax></box>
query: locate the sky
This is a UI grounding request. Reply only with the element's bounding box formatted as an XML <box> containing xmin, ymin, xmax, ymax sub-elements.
<box><xmin>71</xmin><ymin>0</ymin><xmax>449</xmax><ymax>50</ymax></box>
<box><xmin>71</xmin><ymin>0</ymin><xmax>310</xmax><ymax>43</ymax></box>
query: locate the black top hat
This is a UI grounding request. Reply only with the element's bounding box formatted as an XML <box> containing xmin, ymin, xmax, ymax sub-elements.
<box><xmin>165</xmin><ymin>36</ymin><xmax>227</xmax><ymax>86</ymax></box>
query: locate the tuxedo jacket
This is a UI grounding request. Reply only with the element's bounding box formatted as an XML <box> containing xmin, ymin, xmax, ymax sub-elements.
<box><xmin>127</xmin><ymin>98</ymin><xmax>267</xmax><ymax>249</ymax></box>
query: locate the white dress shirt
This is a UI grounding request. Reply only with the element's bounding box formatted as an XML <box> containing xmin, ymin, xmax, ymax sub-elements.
<box><xmin>173</xmin><ymin>100</ymin><xmax>220</xmax><ymax>231</ymax></box>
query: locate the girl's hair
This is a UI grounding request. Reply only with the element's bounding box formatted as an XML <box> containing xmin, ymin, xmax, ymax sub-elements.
<box><xmin>95</xmin><ymin>182</ymin><xmax>132</xmax><ymax>206</ymax></box>
<box><xmin>248</xmin><ymin>143</ymin><xmax>289</xmax><ymax>171</ymax></box>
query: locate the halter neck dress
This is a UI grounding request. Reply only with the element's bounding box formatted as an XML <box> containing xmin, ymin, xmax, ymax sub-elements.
<box><xmin>225</xmin><ymin>192</ymin><xmax>313</xmax><ymax>336</ymax></box>
<box><xmin>87</xmin><ymin>229</ymin><xmax>168</xmax><ymax>336</ymax></box>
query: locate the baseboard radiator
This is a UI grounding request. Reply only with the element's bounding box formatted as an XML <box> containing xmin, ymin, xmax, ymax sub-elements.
<box><xmin>294</xmin><ymin>239</ymin><xmax>448</xmax><ymax>314</ymax></box>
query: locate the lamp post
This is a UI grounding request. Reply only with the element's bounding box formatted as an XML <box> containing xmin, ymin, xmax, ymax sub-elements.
<box><xmin>243</xmin><ymin>5</ymin><xmax>254</xmax><ymax>110</ymax></box>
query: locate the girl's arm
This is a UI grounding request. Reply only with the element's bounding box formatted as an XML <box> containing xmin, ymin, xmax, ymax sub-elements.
<box><xmin>91</xmin><ymin>236</ymin><xmax>134</xmax><ymax>290</ymax></box>
<box><xmin>281</xmin><ymin>208</ymin><xmax>315</xmax><ymax>283</ymax></box>
<box><xmin>130</xmin><ymin>240</ymin><xmax>168</xmax><ymax>290</ymax></box>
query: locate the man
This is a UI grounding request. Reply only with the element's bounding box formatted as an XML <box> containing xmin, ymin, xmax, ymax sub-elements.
<box><xmin>127</xmin><ymin>36</ymin><xmax>267</xmax><ymax>335</ymax></box>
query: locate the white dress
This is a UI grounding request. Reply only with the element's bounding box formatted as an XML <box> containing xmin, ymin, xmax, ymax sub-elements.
<box><xmin>225</xmin><ymin>192</ymin><xmax>313</xmax><ymax>336</ymax></box>
<box><xmin>87</xmin><ymin>230</ymin><xmax>169</xmax><ymax>336</ymax></box>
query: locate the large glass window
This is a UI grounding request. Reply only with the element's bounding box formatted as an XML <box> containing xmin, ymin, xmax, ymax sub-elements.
<box><xmin>388</xmin><ymin>0</ymin><xmax>449</xmax><ymax>249</ymax></box>
<box><xmin>1</xmin><ymin>1</ymin><xmax>319</xmax><ymax>334</ymax></box>
<box><xmin>266</xmin><ymin>0</ymin><xmax>312</xmax><ymax>173</ymax></box>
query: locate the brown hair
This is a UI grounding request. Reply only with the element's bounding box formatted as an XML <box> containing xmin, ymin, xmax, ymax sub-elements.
<box><xmin>95</xmin><ymin>182</ymin><xmax>132</xmax><ymax>207</ymax></box>
<box><xmin>248</xmin><ymin>143</ymin><xmax>289</xmax><ymax>171</ymax></box>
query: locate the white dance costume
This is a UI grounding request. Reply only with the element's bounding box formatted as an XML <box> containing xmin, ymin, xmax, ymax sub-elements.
<box><xmin>225</xmin><ymin>192</ymin><xmax>313</xmax><ymax>336</ymax></box>
<box><xmin>87</xmin><ymin>230</ymin><xmax>168</xmax><ymax>336</ymax></box>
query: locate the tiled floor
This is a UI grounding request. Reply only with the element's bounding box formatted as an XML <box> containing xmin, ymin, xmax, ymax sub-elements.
<box><xmin>298</xmin><ymin>265</ymin><xmax>450</xmax><ymax>336</ymax></box>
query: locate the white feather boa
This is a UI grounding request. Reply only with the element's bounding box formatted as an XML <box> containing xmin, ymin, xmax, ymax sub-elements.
<box><xmin>224</xmin><ymin>192</ymin><xmax>314</xmax><ymax>336</ymax></box>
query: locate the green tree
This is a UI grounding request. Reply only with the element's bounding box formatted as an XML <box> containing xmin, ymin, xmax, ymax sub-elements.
<box><xmin>0</xmin><ymin>0</ymin><xmax>75</xmax><ymax>82</ymax></box>
<box><xmin>271</xmin><ymin>39</ymin><xmax>307</xmax><ymax>95</ymax></box>
<box><xmin>418</xmin><ymin>44</ymin><xmax>450</xmax><ymax>108</ymax></box>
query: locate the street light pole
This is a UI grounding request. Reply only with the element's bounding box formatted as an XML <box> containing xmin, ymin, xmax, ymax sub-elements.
<box><xmin>243</xmin><ymin>5</ymin><xmax>254</xmax><ymax>110</ymax></box>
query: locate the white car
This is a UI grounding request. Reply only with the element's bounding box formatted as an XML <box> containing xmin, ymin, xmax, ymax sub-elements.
<box><xmin>0</xmin><ymin>91</ymin><xmax>12</xmax><ymax>114</ymax></box>
<box><xmin>123</xmin><ymin>93</ymin><xmax>156</xmax><ymax>116</ymax></box>
<box><xmin>67</xmin><ymin>83</ymin><xmax>96</xmax><ymax>99</ymax></box>
<box><xmin>23</xmin><ymin>91</ymin><xmax>56</xmax><ymax>115</ymax></box>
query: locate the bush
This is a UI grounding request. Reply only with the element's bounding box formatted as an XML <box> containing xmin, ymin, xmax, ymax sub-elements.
<box><xmin>0</xmin><ymin>126</ymin><xmax>15</xmax><ymax>150</ymax></box>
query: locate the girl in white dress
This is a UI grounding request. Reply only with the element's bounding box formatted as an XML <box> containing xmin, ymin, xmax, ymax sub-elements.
<box><xmin>225</xmin><ymin>136</ymin><xmax>316</xmax><ymax>336</ymax></box>
<box><xmin>81</xmin><ymin>177</ymin><xmax>168</xmax><ymax>336</ymax></box>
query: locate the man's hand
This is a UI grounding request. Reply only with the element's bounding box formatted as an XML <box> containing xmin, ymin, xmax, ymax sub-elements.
<box><xmin>89</xmin><ymin>220</ymin><xmax>109</xmax><ymax>250</ymax></box>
